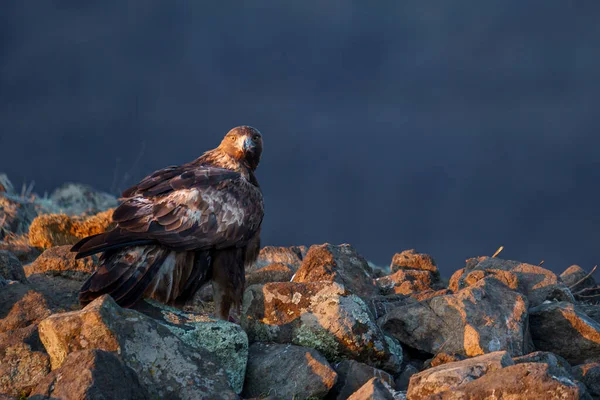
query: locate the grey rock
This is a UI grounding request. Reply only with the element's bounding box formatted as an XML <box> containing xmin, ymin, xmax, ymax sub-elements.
<box><xmin>347</xmin><ymin>378</ymin><xmax>403</xmax><ymax>400</ymax></box>
<box><xmin>0</xmin><ymin>251</ymin><xmax>27</xmax><ymax>283</ymax></box>
<box><xmin>50</xmin><ymin>183</ymin><xmax>118</xmax><ymax>216</ymax></box>
<box><xmin>242</xmin><ymin>343</ymin><xmax>337</xmax><ymax>400</ymax></box>
<box><xmin>513</xmin><ymin>351</ymin><xmax>574</xmax><ymax>380</ymax></box>
<box><xmin>572</xmin><ymin>363</ymin><xmax>600</xmax><ymax>399</ymax></box>
<box><xmin>329</xmin><ymin>360</ymin><xmax>395</xmax><ymax>400</ymax></box>
<box><xmin>529</xmin><ymin>301</ymin><xmax>600</xmax><ymax>365</ymax></box>
<box><xmin>29</xmin><ymin>349</ymin><xmax>149</xmax><ymax>400</ymax></box>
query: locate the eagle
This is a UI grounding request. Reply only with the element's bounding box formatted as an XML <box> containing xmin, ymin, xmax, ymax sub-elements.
<box><xmin>71</xmin><ymin>126</ymin><xmax>264</xmax><ymax>320</ymax></box>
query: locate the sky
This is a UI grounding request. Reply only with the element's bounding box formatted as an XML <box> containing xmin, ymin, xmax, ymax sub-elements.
<box><xmin>1</xmin><ymin>1</ymin><xmax>600</xmax><ymax>278</ymax></box>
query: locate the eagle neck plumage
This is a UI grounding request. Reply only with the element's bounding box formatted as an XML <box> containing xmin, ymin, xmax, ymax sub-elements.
<box><xmin>194</xmin><ymin>148</ymin><xmax>260</xmax><ymax>188</ymax></box>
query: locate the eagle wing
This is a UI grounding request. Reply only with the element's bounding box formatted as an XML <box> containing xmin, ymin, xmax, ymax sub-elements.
<box><xmin>72</xmin><ymin>164</ymin><xmax>264</xmax><ymax>258</ymax></box>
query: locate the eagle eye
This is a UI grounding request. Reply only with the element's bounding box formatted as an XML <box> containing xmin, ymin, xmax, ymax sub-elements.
<box><xmin>229</xmin><ymin>135</ymin><xmax>236</xmax><ymax>141</ymax></box>
<box><xmin>252</xmin><ymin>135</ymin><xmax>260</xmax><ymax>142</ymax></box>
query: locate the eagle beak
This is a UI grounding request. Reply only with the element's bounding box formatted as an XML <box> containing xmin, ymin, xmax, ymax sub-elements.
<box><xmin>243</xmin><ymin>137</ymin><xmax>255</xmax><ymax>152</ymax></box>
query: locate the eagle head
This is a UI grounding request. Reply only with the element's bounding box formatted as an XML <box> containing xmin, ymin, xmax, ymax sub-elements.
<box><xmin>219</xmin><ymin>126</ymin><xmax>263</xmax><ymax>170</ymax></box>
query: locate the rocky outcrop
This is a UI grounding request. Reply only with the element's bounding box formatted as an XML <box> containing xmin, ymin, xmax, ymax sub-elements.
<box><xmin>242</xmin><ymin>281</ymin><xmax>402</xmax><ymax>373</ymax></box>
<box><xmin>28</xmin><ymin>349</ymin><xmax>149</xmax><ymax>400</ymax></box>
<box><xmin>28</xmin><ymin>209</ymin><xmax>115</xmax><ymax>249</ymax></box>
<box><xmin>242</xmin><ymin>343</ymin><xmax>337</xmax><ymax>399</ymax></box>
<box><xmin>529</xmin><ymin>301</ymin><xmax>600</xmax><ymax>365</ymax></box>
<box><xmin>391</xmin><ymin>249</ymin><xmax>440</xmax><ymax>279</ymax></box>
<box><xmin>379</xmin><ymin>278</ymin><xmax>533</xmax><ymax>358</ymax></box>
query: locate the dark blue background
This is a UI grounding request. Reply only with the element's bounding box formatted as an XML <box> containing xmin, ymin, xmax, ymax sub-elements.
<box><xmin>1</xmin><ymin>1</ymin><xmax>599</xmax><ymax>278</ymax></box>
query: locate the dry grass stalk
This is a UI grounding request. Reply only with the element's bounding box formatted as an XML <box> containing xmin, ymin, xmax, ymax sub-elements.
<box><xmin>491</xmin><ymin>246</ymin><xmax>504</xmax><ymax>258</ymax></box>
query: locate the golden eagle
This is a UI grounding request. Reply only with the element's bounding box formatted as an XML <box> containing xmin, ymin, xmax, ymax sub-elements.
<box><xmin>71</xmin><ymin>126</ymin><xmax>264</xmax><ymax>320</ymax></box>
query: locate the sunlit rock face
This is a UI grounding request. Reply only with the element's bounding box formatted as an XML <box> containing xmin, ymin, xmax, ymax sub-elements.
<box><xmin>241</xmin><ymin>281</ymin><xmax>403</xmax><ymax>374</ymax></box>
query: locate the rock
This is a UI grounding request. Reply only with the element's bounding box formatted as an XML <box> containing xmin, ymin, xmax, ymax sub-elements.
<box><xmin>38</xmin><ymin>295</ymin><xmax>237</xmax><ymax>399</ymax></box>
<box><xmin>0</xmin><ymin>250</ymin><xmax>27</xmax><ymax>283</ymax></box>
<box><xmin>28</xmin><ymin>349</ymin><xmax>149</xmax><ymax>400</ymax></box>
<box><xmin>390</xmin><ymin>249</ymin><xmax>440</xmax><ymax>279</ymax></box>
<box><xmin>329</xmin><ymin>360</ymin><xmax>395</xmax><ymax>400</ymax></box>
<box><xmin>242</xmin><ymin>342</ymin><xmax>337</xmax><ymax>399</ymax></box>
<box><xmin>561</xmin><ymin>265</ymin><xmax>597</xmax><ymax>290</ymax></box>
<box><xmin>0</xmin><ymin>325</ymin><xmax>51</xmax><ymax>397</ymax></box>
<box><xmin>580</xmin><ymin>304</ymin><xmax>600</xmax><ymax>324</ymax></box>
<box><xmin>347</xmin><ymin>377</ymin><xmax>401</xmax><ymax>400</ymax></box>
<box><xmin>451</xmin><ymin>257</ymin><xmax>574</xmax><ymax>307</ymax></box>
<box><xmin>529</xmin><ymin>301</ymin><xmax>600</xmax><ymax>365</ymax></box>
<box><xmin>0</xmin><ymin>283</ymin><xmax>55</xmax><ymax>332</ymax></box>
<box><xmin>246</xmin><ymin>262</ymin><xmax>294</xmax><ymax>286</ymax></box>
<box><xmin>448</xmin><ymin>268</ymin><xmax>465</xmax><ymax>292</ymax></box>
<box><xmin>428</xmin><ymin>363</ymin><xmax>587</xmax><ymax>400</ymax></box>
<box><xmin>0</xmin><ymin>174</ymin><xmax>14</xmax><ymax>194</ymax></box>
<box><xmin>49</xmin><ymin>183</ymin><xmax>118</xmax><ymax>216</ymax></box>
<box><xmin>242</xmin><ymin>282</ymin><xmax>402</xmax><ymax>373</ymax></box>
<box><xmin>424</xmin><ymin>353</ymin><xmax>466</xmax><ymax>369</ymax></box>
<box><xmin>249</xmin><ymin>245</ymin><xmax>306</xmax><ymax>273</ymax></box>
<box><xmin>138</xmin><ymin>300</ymin><xmax>248</xmax><ymax>394</ymax></box>
<box><xmin>292</xmin><ymin>243</ymin><xmax>379</xmax><ymax>300</ymax></box>
<box><xmin>0</xmin><ymin>194</ymin><xmax>38</xmax><ymax>238</ymax></box>
<box><xmin>0</xmin><ymin>239</ymin><xmax>41</xmax><ymax>264</ymax></box>
<box><xmin>376</xmin><ymin>269</ymin><xmax>434</xmax><ymax>295</ymax></box>
<box><xmin>24</xmin><ymin>245</ymin><xmax>97</xmax><ymax>281</ymax></box>
<box><xmin>28</xmin><ymin>209</ymin><xmax>115</xmax><ymax>249</ymax></box>
<box><xmin>572</xmin><ymin>363</ymin><xmax>600</xmax><ymax>398</ymax></box>
<box><xmin>395</xmin><ymin>364</ymin><xmax>419</xmax><ymax>391</ymax></box>
<box><xmin>379</xmin><ymin>278</ymin><xmax>533</xmax><ymax>358</ymax></box>
<box><xmin>513</xmin><ymin>351</ymin><xmax>574</xmax><ymax>380</ymax></box>
<box><xmin>407</xmin><ymin>351</ymin><xmax>513</xmax><ymax>399</ymax></box>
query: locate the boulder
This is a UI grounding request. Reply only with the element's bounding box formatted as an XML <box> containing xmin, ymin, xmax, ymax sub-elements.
<box><xmin>376</xmin><ymin>269</ymin><xmax>436</xmax><ymax>296</ymax></box>
<box><xmin>424</xmin><ymin>353</ymin><xmax>466</xmax><ymax>369</ymax></box>
<box><xmin>561</xmin><ymin>265</ymin><xmax>597</xmax><ymax>290</ymax></box>
<box><xmin>28</xmin><ymin>349</ymin><xmax>149</xmax><ymax>400</ymax></box>
<box><xmin>0</xmin><ymin>239</ymin><xmax>41</xmax><ymax>264</ymax></box>
<box><xmin>407</xmin><ymin>351</ymin><xmax>513</xmax><ymax>399</ymax></box>
<box><xmin>529</xmin><ymin>302</ymin><xmax>600</xmax><ymax>365</ymax></box>
<box><xmin>580</xmin><ymin>304</ymin><xmax>600</xmax><ymax>324</ymax></box>
<box><xmin>242</xmin><ymin>282</ymin><xmax>402</xmax><ymax>373</ymax></box>
<box><xmin>242</xmin><ymin>343</ymin><xmax>337</xmax><ymax>399</ymax></box>
<box><xmin>0</xmin><ymin>283</ymin><xmax>55</xmax><ymax>332</ymax></box>
<box><xmin>390</xmin><ymin>249</ymin><xmax>440</xmax><ymax>280</ymax></box>
<box><xmin>572</xmin><ymin>363</ymin><xmax>600</xmax><ymax>399</ymax></box>
<box><xmin>292</xmin><ymin>243</ymin><xmax>379</xmax><ymax>300</ymax></box>
<box><xmin>395</xmin><ymin>364</ymin><xmax>419</xmax><ymax>391</ymax></box>
<box><xmin>379</xmin><ymin>278</ymin><xmax>533</xmax><ymax>358</ymax></box>
<box><xmin>38</xmin><ymin>295</ymin><xmax>237</xmax><ymax>399</ymax></box>
<box><xmin>450</xmin><ymin>257</ymin><xmax>574</xmax><ymax>307</ymax></box>
<box><xmin>28</xmin><ymin>209</ymin><xmax>114</xmax><ymax>249</ymax></box>
<box><xmin>246</xmin><ymin>262</ymin><xmax>294</xmax><ymax>286</ymax></box>
<box><xmin>249</xmin><ymin>245</ymin><xmax>306</xmax><ymax>273</ymax></box>
<box><xmin>428</xmin><ymin>363</ymin><xmax>587</xmax><ymax>400</ymax></box>
<box><xmin>513</xmin><ymin>351</ymin><xmax>574</xmax><ymax>380</ymax></box>
<box><xmin>138</xmin><ymin>300</ymin><xmax>249</xmax><ymax>395</ymax></box>
<box><xmin>49</xmin><ymin>183</ymin><xmax>118</xmax><ymax>216</ymax></box>
<box><xmin>347</xmin><ymin>377</ymin><xmax>401</xmax><ymax>400</ymax></box>
<box><xmin>329</xmin><ymin>360</ymin><xmax>395</xmax><ymax>400</ymax></box>
<box><xmin>0</xmin><ymin>250</ymin><xmax>27</xmax><ymax>283</ymax></box>
<box><xmin>24</xmin><ymin>245</ymin><xmax>97</xmax><ymax>281</ymax></box>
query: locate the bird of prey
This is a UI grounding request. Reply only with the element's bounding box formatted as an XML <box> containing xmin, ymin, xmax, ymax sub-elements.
<box><xmin>71</xmin><ymin>126</ymin><xmax>264</xmax><ymax>320</ymax></box>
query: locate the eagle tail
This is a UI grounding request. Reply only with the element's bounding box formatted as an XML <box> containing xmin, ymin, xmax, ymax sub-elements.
<box><xmin>71</xmin><ymin>229</ymin><xmax>156</xmax><ymax>259</ymax></box>
<box><xmin>79</xmin><ymin>246</ymin><xmax>212</xmax><ymax>309</ymax></box>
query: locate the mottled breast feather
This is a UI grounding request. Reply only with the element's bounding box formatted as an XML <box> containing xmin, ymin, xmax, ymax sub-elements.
<box><xmin>113</xmin><ymin>164</ymin><xmax>264</xmax><ymax>252</ymax></box>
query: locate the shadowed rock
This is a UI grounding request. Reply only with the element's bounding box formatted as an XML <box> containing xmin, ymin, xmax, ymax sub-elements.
<box><xmin>0</xmin><ymin>250</ymin><xmax>27</xmax><ymax>283</ymax></box>
<box><xmin>328</xmin><ymin>359</ymin><xmax>395</xmax><ymax>400</ymax></box>
<box><xmin>243</xmin><ymin>343</ymin><xmax>337</xmax><ymax>399</ymax></box>
<box><xmin>379</xmin><ymin>278</ymin><xmax>533</xmax><ymax>358</ymax></box>
<box><xmin>572</xmin><ymin>362</ymin><xmax>600</xmax><ymax>399</ymax></box>
<box><xmin>28</xmin><ymin>349</ymin><xmax>149</xmax><ymax>400</ymax></box>
<box><xmin>529</xmin><ymin>301</ymin><xmax>600</xmax><ymax>365</ymax></box>
<box><xmin>24</xmin><ymin>245</ymin><xmax>97</xmax><ymax>281</ymax></box>
<box><xmin>347</xmin><ymin>377</ymin><xmax>401</xmax><ymax>400</ymax></box>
